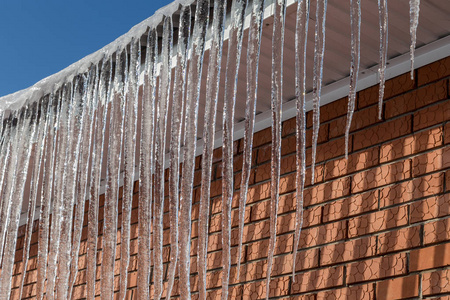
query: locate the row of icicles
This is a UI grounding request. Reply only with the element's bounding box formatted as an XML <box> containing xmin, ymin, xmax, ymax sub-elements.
<box><xmin>0</xmin><ymin>0</ymin><xmax>420</xmax><ymax>299</ymax></box>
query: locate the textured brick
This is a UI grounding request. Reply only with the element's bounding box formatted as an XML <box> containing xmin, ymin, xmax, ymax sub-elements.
<box><xmin>410</xmin><ymin>193</ymin><xmax>450</xmax><ymax>223</ymax></box>
<box><xmin>304</xmin><ymin>176</ymin><xmax>351</xmax><ymax>206</ymax></box>
<box><xmin>329</xmin><ymin>105</ymin><xmax>381</xmax><ymax>138</ymax></box>
<box><xmin>322</xmin><ymin>190</ymin><xmax>378</xmax><ymax>223</ymax></box>
<box><xmin>423</xmin><ymin>268</ymin><xmax>450</xmax><ymax>296</ymax></box>
<box><xmin>414</xmin><ymin>101</ymin><xmax>450</xmax><ymax>131</ymax></box>
<box><xmin>377</xmin><ymin>225</ymin><xmax>421</xmax><ymax>254</ymax></box>
<box><xmin>346</xmin><ymin>253</ymin><xmax>407</xmax><ymax>283</ymax></box>
<box><xmin>306</xmin><ymin>96</ymin><xmax>349</xmax><ymax>127</ymax></box>
<box><xmin>417</xmin><ymin>56</ymin><xmax>450</xmax><ymax>86</ymax></box>
<box><xmin>384</xmin><ymin>80</ymin><xmax>448</xmax><ymax>118</ymax></box>
<box><xmin>412</xmin><ymin>147</ymin><xmax>450</xmax><ymax>176</ymax></box>
<box><xmin>410</xmin><ymin>243</ymin><xmax>450</xmax><ymax>271</ymax></box>
<box><xmin>291</xmin><ymin>266</ymin><xmax>344</xmax><ymax>293</ymax></box>
<box><xmin>316</xmin><ymin>284</ymin><xmax>374</xmax><ymax>300</ymax></box>
<box><xmin>348</xmin><ymin>206</ymin><xmax>408</xmax><ymax>237</ymax></box>
<box><xmin>379</xmin><ymin>126</ymin><xmax>443</xmax><ymax>163</ymax></box>
<box><xmin>324</xmin><ymin>147</ymin><xmax>379</xmax><ymax>180</ymax></box>
<box><xmin>376</xmin><ymin>275</ymin><xmax>419</xmax><ymax>300</ymax></box>
<box><xmin>424</xmin><ymin>217</ymin><xmax>450</xmax><ymax>245</ymax></box>
<box><xmin>299</xmin><ymin>221</ymin><xmax>347</xmax><ymax>248</ymax></box>
<box><xmin>320</xmin><ymin>236</ymin><xmax>376</xmax><ymax>266</ymax></box>
<box><xmin>352</xmin><ymin>160</ymin><xmax>411</xmax><ymax>193</ymax></box>
<box><xmin>380</xmin><ymin>172</ymin><xmax>444</xmax><ymax>207</ymax></box>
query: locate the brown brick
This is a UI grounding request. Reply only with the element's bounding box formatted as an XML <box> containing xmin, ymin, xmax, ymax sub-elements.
<box><xmin>304</xmin><ymin>176</ymin><xmax>351</xmax><ymax>206</ymax></box>
<box><xmin>380</xmin><ymin>126</ymin><xmax>443</xmax><ymax>163</ymax></box>
<box><xmin>306</xmin><ymin>96</ymin><xmax>349</xmax><ymax>127</ymax></box>
<box><xmin>346</xmin><ymin>253</ymin><xmax>407</xmax><ymax>283</ymax></box>
<box><xmin>291</xmin><ymin>266</ymin><xmax>344</xmax><ymax>293</ymax></box>
<box><xmin>329</xmin><ymin>105</ymin><xmax>381</xmax><ymax>138</ymax></box>
<box><xmin>377</xmin><ymin>225</ymin><xmax>421</xmax><ymax>254</ymax></box>
<box><xmin>300</xmin><ymin>220</ymin><xmax>347</xmax><ymax>248</ymax></box>
<box><xmin>410</xmin><ymin>194</ymin><xmax>450</xmax><ymax>223</ymax></box>
<box><xmin>385</xmin><ymin>80</ymin><xmax>448</xmax><ymax>118</ymax></box>
<box><xmin>246</xmin><ymin>234</ymin><xmax>294</xmax><ymax>261</ymax></box>
<box><xmin>322</xmin><ymin>190</ymin><xmax>378</xmax><ymax>223</ymax></box>
<box><xmin>348</xmin><ymin>206</ymin><xmax>408</xmax><ymax>237</ymax></box>
<box><xmin>380</xmin><ymin>172</ymin><xmax>444</xmax><ymax>207</ymax></box>
<box><xmin>358</xmin><ymin>73</ymin><xmax>415</xmax><ymax>109</ymax></box>
<box><xmin>412</xmin><ymin>147</ymin><xmax>450</xmax><ymax>176</ymax></box>
<box><xmin>352</xmin><ymin>160</ymin><xmax>411</xmax><ymax>193</ymax></box>
<box><xmin>353</xmin><ymin>115</ymin><xmax>411</xmax><ymax>151</ymax></box>
<box><xmin>422</xmin><ymin>268</ymin><xmax>450</xmax><ymax>296</ymax></box>
<box><xmin>242</xmin><ymin>276</ymin><xmax>290</xmax><ymax>299</ymax></box>
<box><xmin>320</xmin><ymin>236</ymin><xmax>376</xmax><ymax>266</ymax></box>
<box><xmin>414</xmin><ymin>101</ymin><xmax>450</xmax><ymax>131</ymax></box>
<box><xmin>410</xmin><ymin>243</ymin><xmax>450</xmax><ymax>271</ymax></box>
<box><xmin>424</xmin><ymin>217</ymin><xmax>450</xmax><ymax>245</ymax></box>
<box><xmin>324</xmin><ymin>147</ymin><xmax>379</xmax><ymax>180</ymax></box>
<box><xmin>417</xmin><ymin>56</ymin><xmax>450</xmax><ymax>86</ymax></box>
<box><xmin>376</xmin><ymin>274</ymin><xmax>419</xmax><ymax>300</ymax></box>
<box><xmin>316</xmin><ymin>283</ymin><xmax>374</xmax><ymax>300</ymax></box>
<box><xmin>445</xmin><ymin>122</ymin><xmax>450</xmax><ymax>144</ymax></box>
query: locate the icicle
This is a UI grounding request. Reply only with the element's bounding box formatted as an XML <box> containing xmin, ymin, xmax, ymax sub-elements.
<box><xmin>153</xmin><ymin>16</ymin><xmax>173</xmax><ymax>300</ymax></box>
<box><xmin>166</xmin><ymin>6</ymin><xmax>191</xmax><ymax>299</ymax></box>
<box><xmin>292</xmin><ymin>0</ymin><xmax>310</xmax><ymax>281</ymax></box>
<box><xmin>119</xmin><ymin>38</ymin><xmax>140</xmax><ymax>300</ymax></box>
<box><xmin>0</xmin><ymin>116</ymin><xmax>12</xmax><ymax>221</ymax></box>
<box><xmin>102</xmin><ymin>49</ymin><xmax>127</xmax><ymax>300</ymax></box>
<box><xmin>36</xmin><ymin>93</ymin><xmax>60</xmax><ymax>300</ymax></box>
<box><xmin>179</xmin><ymin>0</ymin><xmax>209</xmax><ymax>298</ymax></box>
<box><xmin>345</xmin><ymin>0</ymin><xmax>361</xmax><ymax>159</ymax></box>
<box><xmin>409</xmin><ymin>0</ymin><xmax>420</xmax><ymax>80</ymax></box>
<box><xmin>378</xmin><ymin>0</ymin><xmax>388</xmax><ymax>120</ymax></box>
<box><xmin>86</xmin><ymin>58</ymin><xmax>111</xmax><ymax>300</ymax></box>
<box><xmin>197</xmin><ymin>1</ymin><xmax>226</xmax><ymax>299</ymax></box>
<box><xmin>18</xmin><ymin>97</ymin><xmax>49</xmax><ymax>300</ymax></box>
<box><xmin>137</xmin><ymin>28</ymin><xmax>157</xmax><ymax>300</ymax></box>
<box><xmin>311</xmin><ymin>0</ymin><xmax>328</xmax><ymax>184</ymax></box>
<box><xmin>0</xmin><ymin>102</ymin><xmax>38</xmax><ymax>300</ymax></box>
<box><xmin>46</xmin><ymin>83</ymin><xmax>73</xmax><ymax>300</ymax></box>
<box><xmin>237</xmin><ymin>0</ymin><xmax>265</xmax><ymax>280</ymax></box>
<box><xmin>221</xmin><ymin>0</ymin><xmax>247</xmax><ymax>298</ymax></box>
<box><xmin>67</xmin><ymin>65</ymin><xmax>98</xmax><ymax>300</ymax></box>
<box><xmin>266</xmin><ymin>0</ymin><xmax>287</xmax><ymax>298</ymax></box>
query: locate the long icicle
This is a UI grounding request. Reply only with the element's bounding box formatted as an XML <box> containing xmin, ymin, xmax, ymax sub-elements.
<box><xmin>86</xmin><ymin>58</ymin><xmax>111</xmax><ymax>300</ymax></box>
<box><xmin>0</xmin><ymin>102</ymin><xmax>38</xmax><ymax>300</ymax></box>
<box><xmin>56</xmin><ymin>74</ymin><xmax>89</xmax><ymax>300</ymax></box>
<box><xmin>17</xmin><ymin>97</ymin><xmax>49</xmax><ymax>300</ymax></box>
<box><xmin>67</xmin><ymin>65</ymin><xmax>98</xmax><ymax>299</ymax></box>
<box><xmin>311</xmin><ymin>0</ymin><xmax>328</xmax><ymax>184</ymax></box>
<box><xmin>267</xmin><ymin>0</ymin><xmax>287</xmax><ymax>298</ymax></box>
<box><xmin>166</xmin><ymin>6</ymin><xmax>191</xmax><ymax>299</ymax></box>
<box><xmin>102</xmin><ymin>48</ymin><xmax>127</xmax><ymax>300</ymax></box>
<box><xmin>46</xmin><ymin>83</ymin><xmax>73</xmax><ymax>300</ymax></box>
<box><xmin>137</xmin><ymin>27</ymin><xmax>157</xmax><ymax>300</ymax></box>
<box><xmin>179</xmin><ymin>1</ymin><xmax>209</xmax><ymax>298</ymax></box>
<box><xmin>198</xmin><ymin>1</ymin><xmax>226</xmax><ymax>299</ymax></box>
<box><xmin>153</xmin><ymin>16</ymin><xmax>172</xmax><ymax>300</ymax></box>
<box><xmin>292</xmin><ymin>0</ymin><xmax>310</xmax><ymax>280</ymax></box>
<box><xmin>119</xmin><ymin>38</ymin><xmax>140</xmax><ymax>300</ymax></box>
<box><xmin>221</xmin><ymin>0</ymin><xmax>247</xmax><ymax>298</ymax></box>
<box><xmin>36</xmin><ymin>93</ymin><xmax>60</xmax><ymax>300</ymax></box>
<box><xmin>409</xmin><ymin>0</ymin><xmax>420</xmax><ymax>80</ymax></box>
<box><xmin>345</xmin><ymin>0</ymin><xmax>361</xmax><ymax>159</ymax></box>
<box><xmin>237</xmin><ymin>0</ymin><xmax>265</xmax><ymax>280</ymax></box>
<box><xmin>378</xmin><ymin>0</ymin><xmax>388</xmax><ymax>119</ymax></box>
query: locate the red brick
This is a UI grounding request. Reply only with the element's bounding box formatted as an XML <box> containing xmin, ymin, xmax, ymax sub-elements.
<box><xmin>322</xmin><ymin>190</ymin><xmax>378</xmax><ymax>223</ymax></box>
<box><xmin>299</xmin><ymin>220</ymin><xmax>347</xmax><ymax>248</ymax></box>
<box><xmin>306</xmin><ymin>96</ymin><xmax>349</xmax><ymax>127</ymax></box>
<box><xmin>384</xmin><ymin>80</ymin><xmax>448</xmax><ymax>118</ymax></box>
<box><xmin>329</xmin><ymin>105</ymin><xmax>381</xmax><ymax>138</ymax></box>
<box><xmin>380</xmin><ymin>126</ymin><xmax>443</xmax><ymax>163</ymax></box>
<box><xmin>414</xmin><ymin>101</ymin><xmax>450</xmax><ymax>131</ymax></box>
<box><xmin>417</xmin><ymin>56</ymin><xmax>450</xmax><ymax>86</ymax></box>
<box><xmin>358</xmin><ymin>73</ymin><xmax>415</xmax><ymax>109</ymax></box>
<box><xmin>353</xmin><ymin>115</ymin><xmax>411</xmax><ymax>151</ymax></box>
<box><xmin>424</xmin><ymin>217</ymin><xmax>450</xmax><ymax>245</ymax></box>
<box><xmin>410</xmin><ymin>194</ymin><xmax>450</xmax><ymax>223</ymax></box>
<box><xmin>348</xmin><ymin>206</ymin><xmax>408</xmax><ymax>237</ymax></box>
<box><xmin>376</xmin><ymin>274</ymin><xmax>419</xmax><ymax>300</ymax></box>
<box><xmin>291</xmin><ymin>266</ymin><xmax>344</xmax><ymax>293</ymax></box>
<box><xmin>422</xmin><ymin>268</ymin><xmax>450</xmax><ymax>296</ymax></box>
<box><xmin>377</xmin><ymin>225</ymin><xmax>421</xmax><ymax>254</ymax></box>
<box><xmin>304</xmin><ymin>176</ymin><xmax>351</xmax><ymax>206</ymax></box>
<box><xmin>445</xmin><ymin>122</ymin><xmax>450</xmax><ymax>144</ymax></box>
<box><xmin>352</xmin><ymin>160</ymin><xmax>411</xmax><ymax>193</ymax></box>
<box><xmin>316</xmin><ymin>283</ymin><xmax>374</xmax><ymax>300</ymax></box>
<box><xmin>242</xmin><ymin>276</ymin><xmax>290</xmax><ymax>299</ymax></box>
<box><xmin>346</xmin><ymin>253</ymin><xmax>407</xmax><ymax>283</ymax></box>
<box><xmin>411</xmin><ymin>147</ymin><xmax>450</xmax><ymax>176</ymax></box>
<box><xmin>324</xmin><ymin>147</ymin><xmax>379</xmax><ymax>180</ymax></box>
<box><xmin>410</xmin><ymin>243</ymin><xmax>450</xmax><ymax>271</ymax></box>
<box><xmin>245</xmin><ymin>234</ymin><xmax>294</xmax><ymax>261</ymax></box>
<box><xmin>281</xmin><ymin>122</ymin><xmax>329</xmax><ymax>147</ymax></box>
<box><xmin>380</xmin><ymin>172</ymin><xmax>444</xmax><ymax>207</ymax></box>
<box><xmin>305</xmin><ymin>137</ymin><xmax>348</xmax><ymax>166</ymax></box>
<box><xmin>320</xmin><ymin>236</ymin><xmax>376</xmax><ymax>266</ymax></box>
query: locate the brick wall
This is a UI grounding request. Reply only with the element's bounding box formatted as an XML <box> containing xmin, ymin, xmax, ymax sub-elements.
<box><xmin>11</xmin><ymin>56</ymin><xmax>450</xmax><ymax>299</ymax></box>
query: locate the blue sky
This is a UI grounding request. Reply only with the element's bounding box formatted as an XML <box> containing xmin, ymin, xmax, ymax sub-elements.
<box><xmin>0</xmin><ymin>0</ymin><xmax>173</xmax><ymax>97</ymax></box>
